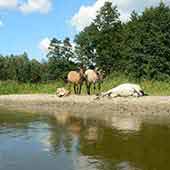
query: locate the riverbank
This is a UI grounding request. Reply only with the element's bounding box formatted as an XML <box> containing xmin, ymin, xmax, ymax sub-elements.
<box><xmin>0</xmin><ymin>95</ymin><xmax>170</xmax><ymax>122</ymax></box>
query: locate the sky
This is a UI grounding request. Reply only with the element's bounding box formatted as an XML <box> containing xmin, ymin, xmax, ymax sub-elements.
<box><xmin>0</xmin><ymin>0</ymin><xmax>170</xmax><ymax>60</ymax></box>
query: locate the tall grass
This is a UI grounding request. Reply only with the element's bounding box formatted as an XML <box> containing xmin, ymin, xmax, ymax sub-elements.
<box><xmin>0</xmin><ymin>81</ymin><xmax>64</xmax><ymax>95</ymax></box>
<box><xmin>0</xmin><ymin>74</ymin><xmax>170</xmax><ymax>95</ymax></box>
<box><xmin>101</xmin><ymin>73</ymin><xmax>170</xmax><ymax>96</ymax></box>
<box><xmin>140</xmin><ymin>80</ymin><xmax>170</xmax><ymax>96</ymax></box>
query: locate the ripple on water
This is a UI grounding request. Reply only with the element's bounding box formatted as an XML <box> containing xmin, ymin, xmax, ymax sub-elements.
<box><xmin>0</xmin><ymin>110</ymin><xmax>170</xmax><ymax>170</ymax></box>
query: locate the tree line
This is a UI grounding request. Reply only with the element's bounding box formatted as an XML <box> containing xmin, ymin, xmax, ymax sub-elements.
<box><xmin>1</xmin><ymin>1</ymin><xmax>170</xmax><ymax>83</ymax></box>
<box><xmin>0</xmin><ymin>38</ymin><xmax>78</xmax><ymax>83</ymax></box>
<box><xmin>0</xmin><ymin>53</ymin><xmax>44</xmax><ymax>83</ymax></box>
<box><xmin>74</xmin><ymin>1</ymin><xmax>170</xmax><ymax>81</ymax></box>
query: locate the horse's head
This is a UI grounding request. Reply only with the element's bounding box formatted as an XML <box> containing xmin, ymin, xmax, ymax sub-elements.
<box><xmin>79</xmin><ymin>65</ymin><xmax>86</xmax><ymax>81</ymax></box>
<box><xmin>95</xmin><ymin>68</ymin><xmax>106</xmax><ymax>81</ymax></box>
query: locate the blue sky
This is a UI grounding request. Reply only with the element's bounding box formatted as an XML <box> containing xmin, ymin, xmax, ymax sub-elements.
<box><xmin>0</xmin><ymin>0</ymin><xmax>95</xmax><ymax>60</ymax></box>
<box><xmin>0</xmin><ymin>0</ymin><xmax>169</xmax><ymax>60</ymax></box>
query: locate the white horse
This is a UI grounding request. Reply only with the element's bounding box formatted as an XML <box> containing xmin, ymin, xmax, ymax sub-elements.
<box><xmin>98</xmin><ymin>83</ymin><xmax>144</xmax><ymax>98</ymax></box>
<box><xmin>85</xmin><ymin>68</ymin><xmax>105</xmax><ymax>95</ymax></box>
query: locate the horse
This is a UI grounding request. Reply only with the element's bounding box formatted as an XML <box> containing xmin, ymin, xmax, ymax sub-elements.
<box><xmin>67</xmin><ymin>67</ymin><xmax>85</xmax><ymax>94</ymax></box>
<box><xmin>97</xmin><ymin>83</ymin><xmax>144</xmax><ymax>99</ymax></box>
<box><xmin>94</xmin><ymin>68</ymin><xmax>105</xmax><ymax>92</ymax></box>
<box><xmin>85</xmin><ymin>68</ymin><xmax>105</xmax><ymax>95</ymax></box>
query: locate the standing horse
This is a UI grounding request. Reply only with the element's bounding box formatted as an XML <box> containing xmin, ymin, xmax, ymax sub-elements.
<box><xmin>85</xmin><ymin>68</ymin><xmax>104</xmax><ymax>95</ymax></box>
<box><xmin>94</xmin><ymin>68</ymin><xmax>105</xmax><ymax>92</ymax></box>
<box><xmin>67</xmin><ymin>67</ymin><xmax>85</xmax><ymax>94</ymax></box>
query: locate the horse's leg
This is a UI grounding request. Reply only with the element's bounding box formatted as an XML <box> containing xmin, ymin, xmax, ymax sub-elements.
<box><xmin>88</xmin><ymin>83</ymin><xmax>91</xmax><ymax>95</ymax></box>
<box><xmin>68</xmin><ymin>82</ymin><xmax>71</xmax><ymax>92</ymax></box>
<box><xmin>79</xmin><ymin>83</ymin><xmax>82</xmax><ymax>95</ymax></box>
<box><xmin>74</xmin><ymin>84</ymin><xmax>77</xmax><ymax>94</ymax></box>
<box><xmin>76</xmin><ymin>84</ymin><xmax>80</xmax><ymax>94</ymax></box>
<box><xmin>86</xmin><ymin>81</ymin><xmax>89</xmax><ymax>95</ymax></box>
<box><xmin>98</xmin><ymin>81</ymin><xmax>101</xmax><ymax>92</ymax></box>
<box><xmin>94</xmin><ymin>83</ymin><xmax>96</xmax><ymax>94</ymax></box>
<box><xmin>76</xmin><ymin>85</ymin><xmax>79</xmax><ymax>94</ymax></box>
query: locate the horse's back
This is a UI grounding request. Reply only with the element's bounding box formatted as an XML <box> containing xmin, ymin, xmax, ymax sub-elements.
<box><xmin>85</xmin><ymin>69</ymin><xmax>98</xmax><ymax>83</ymax></box>
<box><xmin>67</xmin><ymin>71</ymin><xmax>81</xmax><ymax>84</ymax></box>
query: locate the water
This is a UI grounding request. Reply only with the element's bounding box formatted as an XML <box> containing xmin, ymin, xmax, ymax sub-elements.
<box><xmin>0</xmin><ymin>110</ymin><xmax>170</xmax><ymax>170</ymax></box>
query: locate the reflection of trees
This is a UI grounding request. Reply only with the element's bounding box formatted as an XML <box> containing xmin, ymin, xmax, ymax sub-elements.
<box><xmin>47</xmin><ymin>118</ymin><xmax>75</xmax><ymax>154</ymax></box>
<box><xmin>78</xmin><ymin>121</ymin><xmax>170</xmax><ymax>170</ymax></box>
<box><xmin>0</xmin><ymin>111</ymin><xmax>40</xmax><ymax>135</ymax></box>
<box><xmin>0</xmin><ymin>110</ymin><xmax>46</xmax><ymax>139</ymax></box>
<box><xmin>111</xmin><ymin>116</ymin><xmax>141</xmax><ymax>132</ymax></box>
<box><xmin>3</xmin><ymin>110</ymin><xmax>170</xmax><ymax>170</ymax></box>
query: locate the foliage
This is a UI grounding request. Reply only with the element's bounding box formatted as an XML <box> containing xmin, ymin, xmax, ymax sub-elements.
<box><xmin>0</xmin><ymin>38</ymin><xmax>77</xmax><ymax>83</ymax></box>
<box><xmin>75</xmin><ymin>2</ymin><xmax>123</xmax><ymax>74</ymax></box>
<box><xmin>47</xmin><ymin>37</ymin><xmax>77</xmax><ymax>80</ymax></box>
<box><xmin>0</xmin><ymin>53</ymin><xmax>45</xmax><ymax>83</ymax></box>
<box><xmin>0</xmin><ymin>81</ymin><xmax>64</xmax><ymax>94</ymax></box>
<box><xmin>122</xmin><ymin>2</ymin><xmax>170</xmax><ymax>80</ymax></box>
<box><xmin>75</xmin><ymin>1</ymin><xmax>170</xmax><ymax>81</ymax></box>
<box><xmin>1</xmin><ymin>1</ymin><xmax>170</xmax><ymax>90</ymax></box>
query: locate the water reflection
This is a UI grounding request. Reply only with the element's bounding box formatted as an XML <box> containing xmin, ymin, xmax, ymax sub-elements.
<box><xmin>54</xmin><ymin>112</ymin><xmax>71</xmax><ymax>125</ymax></box>
<box><xmin>111</xmin><ymin>116</ymin><xmax>142</xmax><ymax>133</ymax></box>
<box><xmin>1</xmin><ymin>110</ymin><xmax>170</xmax><ymax>170</ymax></box>
<box><xmin>84</xmin><ymin>126</ymin><xmax>98</xmax><ymax>143</ymax></box>
<box><xmin>115</xmin><ymin>161</ymin><xmax>141</xmax><ymax>170</ymax></box>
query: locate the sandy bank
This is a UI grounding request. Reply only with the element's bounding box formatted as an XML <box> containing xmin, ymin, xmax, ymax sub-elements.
<box><xmin>0</xmin><ymin>94</ymin><xmax>170</xmax><ymax>120</ymax></box>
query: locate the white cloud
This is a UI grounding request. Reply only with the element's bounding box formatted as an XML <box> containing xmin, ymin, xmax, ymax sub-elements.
<box><xmin>71</xmin><ymin>0</ymin><xmax>112</xmax><ymax>31</ymax></box>
<box><xmin>39</xmin><ymin>37</ymin><xmax>51</xmax><ymax>53</ymax></box>
<box><xmin>0</xmin><ymin>0</ymin><xmax>52</xmax><ymax>13</ymax></box>
<box><xmin>0</xmin><ymin>0</ymin><xmax>17</xmax><ymax>8</ymax></box>
<box><xmin>71</xmin><ymin>0</ymin><xmax>170</xmax><ymax>31</ymax></box>
<box><xmin>19</xmin><ymin>0</ymin><xmax>52</xmax><ymax>14</ymax></box>
<box><xmin>0</xmin><ymin>20</ymin><xmax>3</xmax><ymax>27</ymax></box>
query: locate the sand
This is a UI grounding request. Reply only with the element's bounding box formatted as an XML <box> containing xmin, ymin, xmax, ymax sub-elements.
<box><xmin>0</xmin><ymin>94</ymin><xmax>170</xmax><ymax>119</ymax></box>
<box><xmin>0</xmin><ymin>94</ymin><xmax>170</xmax><ymax>130</ymax></box>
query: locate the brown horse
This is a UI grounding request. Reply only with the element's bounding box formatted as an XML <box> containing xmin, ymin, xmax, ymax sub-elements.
<box><xmin>67</xmin><ymin>67</ymin><xmax>85</xmax><ymax>94</ymax></box>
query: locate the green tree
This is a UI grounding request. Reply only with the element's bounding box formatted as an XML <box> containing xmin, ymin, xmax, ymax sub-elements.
<box><xmin>0</xmin><ymin>55</ymin><xmax>7</xmax><ymax>80</ymax></box>
<box><xmin>15</xmin><ymin>52</ymin><xmax>31</xmax><ymax>82</ymax></box>
<box><xmin>75</xmin><ymin>2</ymin><xmax>123</xmax><ymax>74</ymax></box>
<box><xmin>47</xmin><ymin>37</ymin><xmax>77</xmax><ymax>80</ymax></box>
<box><xmin>123</xmin><ymin>2</ymin><xmax>170</xmax><ymax>80</ymax></box>
<box><xmin>30</xmin><ymin>59</ymin><xmax>42</xmax><ymax>83</ymax></box>
<box><xmin>74</xmin><ymin>23</ymin><xmax>98</xmax><ymax>66</ymax></box>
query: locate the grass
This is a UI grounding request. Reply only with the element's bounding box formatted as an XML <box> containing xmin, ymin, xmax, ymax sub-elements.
<box><xmin>0</xmin><ymin>80</ymin><xmax>64</xmax><ymax>95</ymax></box>
<box><xmin>101</xmin><ymin>73</ymin><xmax>170</xmax><ymax>96</ymax></box>
<box><xmin>140</xmin><ymin>80</ymin><xmax>170</xmax><ymax>96</ymax></box>
<box><xmin>0</xmin><ymin>75</ymin><xmax>170</xmax><ymax>96</ymax></box>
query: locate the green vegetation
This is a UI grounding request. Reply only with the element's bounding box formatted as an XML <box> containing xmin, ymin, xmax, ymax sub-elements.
<box><xmin>75</xmin><ymin>1</ymin><xmax>170</xmax><ymax>80</ymax></box>
<box><xmin>102</xmin><ymin>73</ymin><xmax>170</xmax><ymax>96</ymax></box>
<box><xmin>0</xmin><ymin>2</ymin><xmax>170</xmax><ymax>95</ymax></box>
<box><xmin>0</xmin><ymin>81</ymin><xmax>64</xmax><ymax>94</ymax></box>
<box><xmin>1</xmin><ymin>76</ymin><xmax>170</xmax><ymax>96</ymax></box>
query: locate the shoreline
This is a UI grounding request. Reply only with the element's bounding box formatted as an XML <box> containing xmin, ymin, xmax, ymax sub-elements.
<box><xmin>0</xmin><ymin>94</ymin><xmax>170</xmax><ymax>120</ymax></box>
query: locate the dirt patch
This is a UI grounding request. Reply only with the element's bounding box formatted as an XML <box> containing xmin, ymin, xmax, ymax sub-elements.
<box><xmin>0</xmin><ymin>94</ymin><xmax>170</xmax><ymax>118</ymax></box>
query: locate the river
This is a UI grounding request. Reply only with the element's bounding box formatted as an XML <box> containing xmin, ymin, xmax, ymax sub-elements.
<box><xmin>0</xmin><ymin>109</ymin><xmax>170</xmax><ymax>170</ymax></box>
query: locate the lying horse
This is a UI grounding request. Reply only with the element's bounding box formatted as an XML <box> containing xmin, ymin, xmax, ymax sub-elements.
<box><xmin>97</xmin><ymin>83</ymin><xmax>144</xmax><ymax>99</ymax></box>
<box><xmin>56</xmin><ymin>87</ymin><xmax>70</xmax><ymax>97</ymax></box>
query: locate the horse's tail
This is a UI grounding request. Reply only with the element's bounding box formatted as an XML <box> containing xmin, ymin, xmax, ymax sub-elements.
<box><xmin>63</xmin><ymin>76</ymin><xmax>68</xmax><ymax>83</ymax></box>
<box><xmin>141</xmin><ymin>90</ymin><xmax>149</xmax><ymax>96</ymax></box>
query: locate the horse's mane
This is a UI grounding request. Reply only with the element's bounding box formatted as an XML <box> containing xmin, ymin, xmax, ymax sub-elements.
<box><xmin>75</xmin><ymin>68</ymin><xmax>80</xmax><ymax>72</ymax></box>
